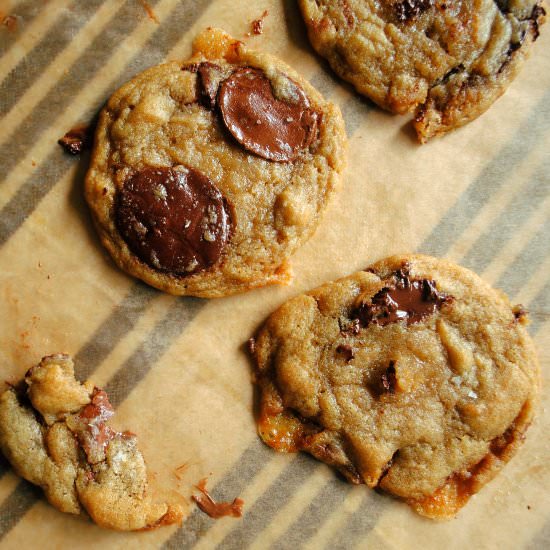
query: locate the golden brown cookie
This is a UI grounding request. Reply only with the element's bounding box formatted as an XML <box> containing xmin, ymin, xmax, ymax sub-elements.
<box><xmin>251</xmin><ymin>254</ymin><xmax>539</xmax><ymax>518</ymax></box>
<box><xmin>85</xmin><ymin>28</ymin><xmax>346</xmax><ymax>298</ymax></box>
<box><xmin>299</xmin><ymin>0</ymin><xmax>546</xmax><ymax>141</ymax></box>
<box><xmin>0</xmin><ymin>354</ymin><xmax>184</xmax><ymax>531</ymax></box>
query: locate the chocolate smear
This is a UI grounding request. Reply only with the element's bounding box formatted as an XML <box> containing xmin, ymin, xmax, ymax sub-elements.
<box><xmin>116</xmin><ymin>166</ymin><xmax>232</xmax><ymax>276</ymax></box>
<box><xmin>355</xmin><ymin>268</ymin><xmax>452</xmax><ymax>327</ymax></box>
<box><xmin>192</xmin><ymin>478</ymin><xmax>244</xmax><ymax>519</ymax></box>
<box><xmin>218</xmin><ymin>68</ymin><xmax>318</xmax><ymax>161</ymax></box>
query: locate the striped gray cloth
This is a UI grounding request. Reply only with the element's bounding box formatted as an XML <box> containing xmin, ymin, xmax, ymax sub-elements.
<box><xmin>0</xmin><ymin>1</ymin><xmax>548</xmax><ymax>548</ymax></box>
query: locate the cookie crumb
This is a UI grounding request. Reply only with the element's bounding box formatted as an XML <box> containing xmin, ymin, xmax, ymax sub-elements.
<box><xmin>58</xmin><ymin>125</ymin><xmax>92</xmax><ymax>155</ymax></box>
<box><xmin>249</xmin><ymin>10</ymin><xmax>268</xmax><ymax>36</ymax></box>
<box><xmin>192</xmin><ymin>478</ymin><xmax>244</xmax><ymax>519</ymax></box>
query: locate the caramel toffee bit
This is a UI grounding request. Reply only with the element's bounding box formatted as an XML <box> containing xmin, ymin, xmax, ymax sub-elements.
<box><xmin>58</xmin><ymin>125</ymin><xmax>92</xmax><ymax>155</ymax></box>
<box><xmin>336</xmin><ymin>344</ymin><xmax>354</xmax><ymax>362</ymax></box>
<box><xmin>2</xmin><ymin>14</ymin><xmax>17</xmax><ymax>31</ymax></box>
<box><xmin>115</xmin><ymin>166</ymin><xmax>233</xmax><ymax>276</ymax></box>
<box><xmin>251</xmin><ymin>10</ymin><xmax>268</xmax><ymax>35</ymax></box>
<box><xmin>218</xmin><ymin>68</ymin><xmax>318</xmax><ymax>162</ymax></box>
<box><xmin>192</xmin><ymin>478</ymin><xmax>244</xmax><ymax>519</ymax></box>
<box><xmin>247</xmin><ymin>337</ymin><xmax>256</xmax><ymax>356</ymax></box>
<box><xmin>355</xmin><ymin>270</ymin><xmax>452</xmax><ymax>327</ymax></box>
<box><xmin>395</xmin><ymin>0</ymin><xmax>434</xmax><ymax>22</ymax></box>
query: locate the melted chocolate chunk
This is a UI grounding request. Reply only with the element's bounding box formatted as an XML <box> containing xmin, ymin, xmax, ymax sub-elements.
<box><xmin>116</xmin><ymin>166</ymin><xmax>232</xmax><ymax>276</ymax></box>
<box><xmin>197</xmin><ymin>62</ymin><xmax>223</xmax><ymax>110</ymax></box>
<box><xmin>395</xmin><ymin>0</ymin><xmax>433</xmax><ymax>22</ymax></box>
<box><xmin>354</xmin><ymin>269</ymin><xmax>452</xmax><ymax>327</ymax></box>
<box><xmin>218</xmin><ymin>68</ymin><xmax>318</xmax><ymax>162</ymax></box>
<box><xmin>73</xmin><ymin>388</ymin><xmax>116</xmax><ymax>464</ymax></box>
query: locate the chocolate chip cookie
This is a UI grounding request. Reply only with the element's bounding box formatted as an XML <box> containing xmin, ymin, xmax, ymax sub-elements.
<box><xmin>0</xmin><ymin>354</ymin><xmax>184</xmax><ymax>530</ymax></box>
<box><xmin>85</xmin><ymin>28</ymin><xmax>346</xmax><ymax>298</ymax></box>
<box><xmin>299</xmin><ymin>0</ymin><xmax>546</xmax><ymax>141</ymax></box>
<box><xmin>250</xmin><ymin>255</ymin><xmax>539</xmax><ymax>518</ymax></box>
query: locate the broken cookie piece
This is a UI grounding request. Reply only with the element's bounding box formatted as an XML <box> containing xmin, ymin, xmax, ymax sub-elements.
<box><xmin>299</xmin><ymin>0</ymin><xmax>546</xmax><ymax>141</ymax></box>
<box><xmin>0</xmin><ymin>354</ymin><xmax>183</xmax><ymax>531</ymax></box>
<box><xmin>251</xmin><ymin>254</ymin><xmax>539</xmax><ymax>518</ymax></box>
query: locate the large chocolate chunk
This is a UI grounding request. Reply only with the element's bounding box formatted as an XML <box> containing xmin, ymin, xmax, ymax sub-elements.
<box><xmin>218</xmin><ymin>68</ymin><xmax>318</xmax><ymax>162</ymax></box>
<box><xmin>355</xmin><ymin>269</ymin><xmax>452</xmax><ymax>327</ymax></box>
<box><xmin>116</xmin><ymin>166</ymin><xmax>232</xmax><ymax>276</ymax></box>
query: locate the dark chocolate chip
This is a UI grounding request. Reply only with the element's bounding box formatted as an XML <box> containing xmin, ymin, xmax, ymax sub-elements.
<box><xmin>115</xmin><ymin>166</ymin><xmax>233</xmax><ymax>276</ymax></box>
<box><xmin>218</xmin><ymin>67</ymin><xmax>318</xmax><ymax>162</ymax></box>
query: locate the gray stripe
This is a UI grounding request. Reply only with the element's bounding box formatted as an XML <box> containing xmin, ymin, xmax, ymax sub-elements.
<box><xmin>341</xmin><ymin>94</ymin><xmax>373</xmax><ymax>136</ymax></box>
<box><xmin>0</xmin><ymin>0</ymin><xmax>49</xmax><ymax>55</ymax></box>
<box><xmin>495</xmin><ymin>222</ymin><xmax>550</xmax><ymax>300</ymax></box>
<box><xmin>527</xmin><ymin>279</ymin><xmax>550</xmax><ymax>336</ymax></box>
<box><xmin>163</xmin><ymin>440</ymin><xmax>273</xmax><ymax>549</ymax></box>
<box><xmin>0</xmin><ymin>0</ymin><xmax>100</xmax><ymax>117</ymax></box>
<box><xmin>325</xmin><ymin>491</ymin><xmax>387</xmax><ymax>550</ymax></box>
<box><xmin>460</xmin><ymin>157</ymin><xmax>550</xmax><ymax>274</ymax></box>
<box><xmin>271</xmin><ymin>477</ymin><xmax>353</xmax><ymax>550</ymax></box>
<box><xmin>0</xmin><ymin>481</ymin><xmax>42</xmax><ymax>536</ymax></box>
<box><xmin>0</xmin><ymin>0</ymin><xmax>148</xmax><ymax>179</ymax></box>
<box><xmin>73</xmin><ymin>283</ymin><xmax>158</xmax><ymax>381</ymax></box>
<box><xmin>104</xmin><ymin>296</ymin><xmax>203</xmax><ymax>407</ymax></box>
<box><xmin>419</xmin><ymin>88</ymin><xmax>550</xmax><ymax>257</ymax></box>
<box><xmin>0</xmin><ymin>0</ymin><xmax>212</xmax><ymax>245</ymax></box>
<box><xmin>215</xmin><ymin>454</ymin><xmax>321</xmax><ymax>550</ymax></box>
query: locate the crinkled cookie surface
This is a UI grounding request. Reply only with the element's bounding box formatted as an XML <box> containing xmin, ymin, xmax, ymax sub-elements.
<box><xmin>85</xmin><ymin>28</ymin><xmax>346</xmax><ymax>298</ymax></box>
<box><xmin>0</xmin><ymin>354</ymin><xmax>184</xmax><ymax>531</ymax></box>
<box><xmin>251</xmin><ymin>254</ymin><xmax>539</xmax><ymax>518</ymax></box>
<box><xmin>299</xmin><ymin>0</ymin><xmax>546</xmax><ymax>141</ymax></box>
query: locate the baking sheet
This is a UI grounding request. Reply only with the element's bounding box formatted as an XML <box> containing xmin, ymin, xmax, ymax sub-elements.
<box><xmin>0</xmin><ymin>0</ymin><xmax>549</xmax><ymax>548</ymax></box>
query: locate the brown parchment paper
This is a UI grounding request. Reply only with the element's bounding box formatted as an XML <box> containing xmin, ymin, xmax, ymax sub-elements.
<box><xmin>0</xmin><ymin>1</ymin><xmax>549</xmax><ymax>548</ymax></box>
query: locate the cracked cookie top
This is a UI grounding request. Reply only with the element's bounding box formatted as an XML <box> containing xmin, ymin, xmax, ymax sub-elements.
<box><xmin>0</xmin><ymin>354</ymin><xmax>184</xmax><ymax>531</ymax></box>
<box><xmin>251</xmin><ymin>254</ymin><xmax>539</xmax><ymax>518</ymax></box>
<box><xmin>299</xmin><ymin>0</ymin><xmax>546</xmax><ymax>141</ymax></box>
<box><xmin>85</xmin><ymin>28</ymin><xmax>346</xmax><ymax>298</ymax></box>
